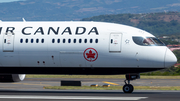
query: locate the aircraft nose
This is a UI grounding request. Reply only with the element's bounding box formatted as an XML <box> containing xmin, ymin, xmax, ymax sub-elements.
<box><xmin>164</xmin><ymin>48</ymin><xmax>177</xmax><ymax>68</ymax></box>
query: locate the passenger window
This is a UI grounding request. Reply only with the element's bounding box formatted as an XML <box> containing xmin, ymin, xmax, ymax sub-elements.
<box><xmin>74</xmin><ymin>39</ymin><xmax>76</xmax><ymax>43</ymax></box>
<box><xmin>84</xmin><ymin>39</ymin><xmax>87</xmax><ymax>43</ymax></box>
<box><xmin>20</xmin><ymin>39</ymin><xmax>23</xmax><ymax>43</ymax></box>
<box><xmin>57</xmin><ymin>39</ymin><xmax>60</xmax><ymax>43</ymax></box>
<box><xmin>36</xmin><ymin>39</ymin><xmax>39</xmax><ymax>43</ymax></box>
<box><xmin>31</xmin><ymin>39</ymin><xmax>33</xmax><ymax>43</ymax></box>
<box><xmin>95</xmin><ymin>39</ymin><xmax>98</xmax><ymax>43</ymax></box>
<box><xmin>111</xmin><ymin>39</ymin><xmax>113</xmax><ymax>44</ymax></box>
<box><xmin>4</xmin><ymin>39</ymin><xmax>6</xmax><ymax>43</ymax></box>
<box><xmin>63</xmin><ymin>39</ymin><xmax>66</xmax><ymax>43</ymax></box>
<box><xmin>26</xmin><ymin>39</ymin><xmax>28</xmax><ymax>43</ymax></box>
<box><xmin>90</xmin><ymin>39</ymin><xmax>93</xmax><ymax>43</ymax></box>
<box><xmin>42</xmin><ymin>39</ymin><xmax>44</xmax><ymax>43</ymax></box>
<box><xmin>79</xmin><ymin>39</ymin><xmax>82</xmax><ymax>43</ymax></box>
<box><xmin>52</xmin><ymin>39</ymin><xmax>55</xmax><ymax>43</ymax></box>
<box><xmin>68</xmin><ymin>39</ymin><xmax>71</xmax><ymax>43</ymax></box>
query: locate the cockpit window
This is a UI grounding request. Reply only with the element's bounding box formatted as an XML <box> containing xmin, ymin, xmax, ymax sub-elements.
<box><xmin>143</xmin><ymin>38</ymin><xmax>155</xmax><ymax>45</ymax></box>
<box><xmin>133</xmin><ymin>37</ymin><xmax>165</xmax><ymax>46</ymax></box>
<box><xmin>132</xmin><ymin>37</ymin><xmax>144</xmax><ymax>45</ymax></box>
<box><xmin>151</xmin><ymin>37</ymin><xmax>165</xmax><ymax>46</ymax></box>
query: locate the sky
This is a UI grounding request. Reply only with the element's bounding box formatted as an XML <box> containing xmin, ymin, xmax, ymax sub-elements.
<box><xmin>0</xmin><ymin>0</ymin><xmax>24</xmax><ymax>3</ymax></box>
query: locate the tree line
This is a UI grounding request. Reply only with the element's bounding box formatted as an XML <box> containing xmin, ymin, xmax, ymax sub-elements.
<box><xmin>81</xmin><ymin>12</ymin><xmax>180</xmax><ymax>36</ymax></box>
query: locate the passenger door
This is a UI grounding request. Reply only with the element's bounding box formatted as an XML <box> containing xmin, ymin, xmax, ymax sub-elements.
<box><xmin>3</xmin><ymin>32</ymin><xmax>15</xmax><ymax>52</ymax></box>
<box><xmin>109</xmin><ymin>33</ymin><xmax>122</xmax><ymax>52</ymax></box>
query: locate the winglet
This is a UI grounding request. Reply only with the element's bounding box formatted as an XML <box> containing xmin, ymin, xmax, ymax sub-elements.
<box><xmin>22</xmin><ymin>18</ymin><xmax>26</xmax><ymax>22</ymax></box>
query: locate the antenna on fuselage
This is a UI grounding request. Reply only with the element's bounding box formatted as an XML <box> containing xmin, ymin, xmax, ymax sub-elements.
<box><xmin>22</xmin><ymin>18</ymin><xmax>26</xmax><ymax>22</ymax></box>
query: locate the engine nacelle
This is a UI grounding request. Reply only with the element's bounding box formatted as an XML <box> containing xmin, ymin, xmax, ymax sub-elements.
<box><xmin>0</xmin><ymin>74</ymin><xmax>26</xmax><ymax>82</ymax></box>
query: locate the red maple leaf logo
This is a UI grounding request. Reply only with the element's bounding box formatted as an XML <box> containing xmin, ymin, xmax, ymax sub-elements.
<box><xmin>83</xmin><ymin>48</ymin><xmax>98</xmax><ymax>62</ymax></box>
<box><xmin>86</xmin><ymin>50</ymin><xmax>95</xmax><ymax>59</ymax></box>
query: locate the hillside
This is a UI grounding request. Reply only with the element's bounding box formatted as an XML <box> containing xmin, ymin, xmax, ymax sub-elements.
<box><xmin>1</xmin><ymin>0</ymin><xmax>180</xmax><ymax>21</ymax></box>
<box><xmin>82</xmin><ymin>12</ymin><xmax>180</xmax><ymax>36</ymax></box>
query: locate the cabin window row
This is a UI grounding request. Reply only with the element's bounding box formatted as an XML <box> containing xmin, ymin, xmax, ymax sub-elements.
<box><xmin>52</xmin><ymin>39</ymin><xmax>99</xmax><ymax>44</ymax></box>
<box><xmin>20</xmin><ymin>39</ymin><xmax>44</xmax><ymax>43</ymax></box>
<box><xmin>20</xmin><ymin>38</ymin><xmax>99</xmax><ymax>44</ymax></box>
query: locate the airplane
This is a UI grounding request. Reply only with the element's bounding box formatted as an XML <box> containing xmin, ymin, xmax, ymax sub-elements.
<box><xmin>0</xmin><ymin>20</ymin><xmax>177</xmax><ymax>93</ymax></box>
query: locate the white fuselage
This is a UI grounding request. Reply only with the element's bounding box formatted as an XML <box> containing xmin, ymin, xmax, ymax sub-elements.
<box><xmin>0</xmin><ymin>21</ymin><xmax>177</xmax><ymax>75</ymax></box>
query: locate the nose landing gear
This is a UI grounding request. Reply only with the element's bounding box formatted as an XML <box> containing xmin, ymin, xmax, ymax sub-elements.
<box><xmin>123</xmin><ymin>80</ymin><xmax>134</xmax><ymax>93</ymax></box>
<box><xmin>123</xmin><ymin>74</ymin><xmax>140</xmax><ymax>93</ymax></box>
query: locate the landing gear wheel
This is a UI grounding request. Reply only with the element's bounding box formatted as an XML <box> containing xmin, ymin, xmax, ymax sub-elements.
<box><xmin>123</xmin><ymin>84</ymin><xmax>134</xmax><ymax>93</ymax></box>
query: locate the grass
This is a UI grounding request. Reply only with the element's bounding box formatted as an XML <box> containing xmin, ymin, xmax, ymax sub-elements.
<box><xmin>44</xmin><ymin>86</ymin><xmax>180</xmax><ymax>91</ymax></box>
<box><xmin>26</xmin><ymin>75</ymin><xmax>180</xmax><ymax>79</ymax></box>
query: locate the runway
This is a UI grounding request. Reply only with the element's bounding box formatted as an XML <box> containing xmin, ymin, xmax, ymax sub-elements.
<box><xmin>0</xmin><ymin>78</ymin><xmax>180</xmax><ymax>101</ymax></box>
<box><xmin>0</xmin><ymin>90</ymin><xmax>180</xmax><ymax>101</ymax></box>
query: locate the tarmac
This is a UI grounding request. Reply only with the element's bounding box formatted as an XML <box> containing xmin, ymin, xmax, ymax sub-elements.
<box><xmin>0</xmin><ymin>78</ymin><xmax>180</xmax><ymax>101</ymax></box>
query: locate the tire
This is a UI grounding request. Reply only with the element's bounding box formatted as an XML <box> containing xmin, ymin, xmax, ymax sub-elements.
<box><xmin>123</xmin><ymin>84</ymin><xmax>134</xmax><ymax>93</ymax></box>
